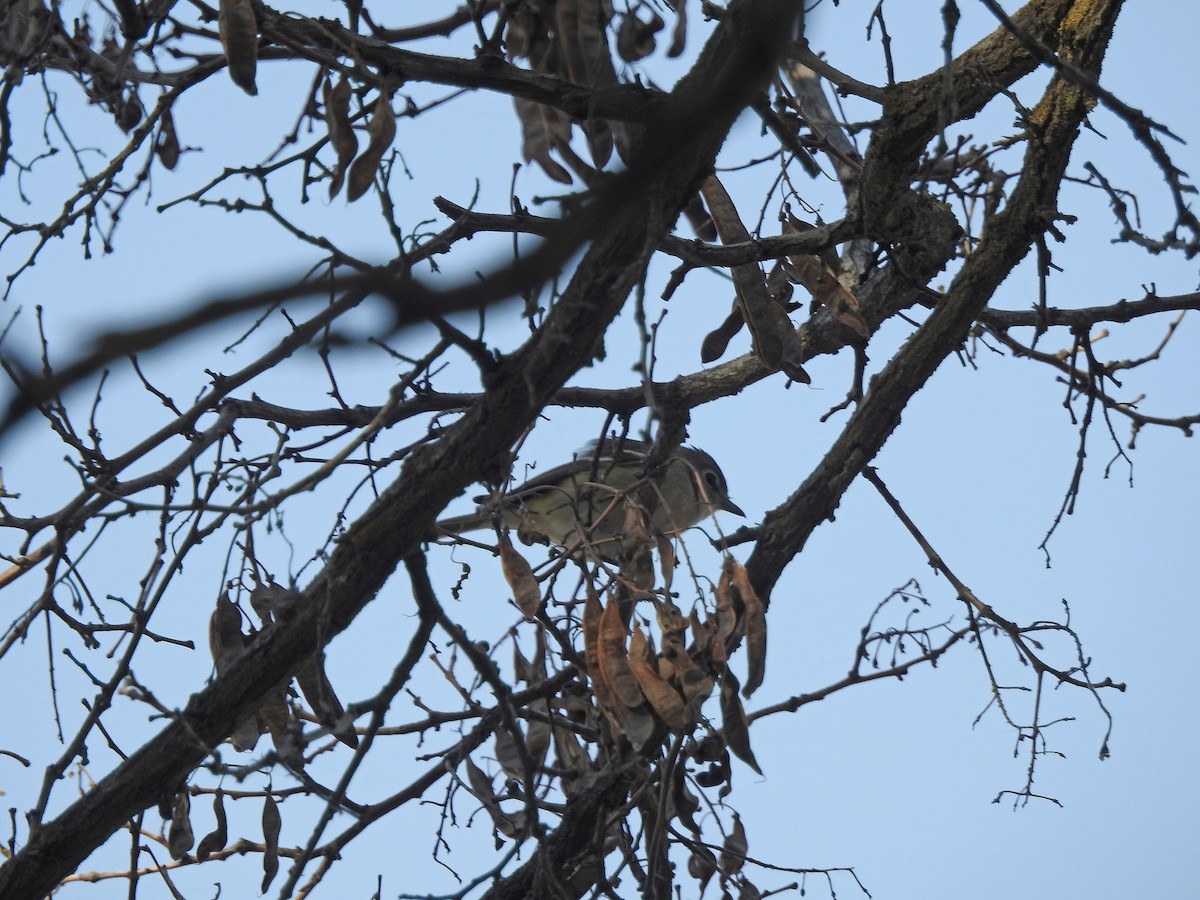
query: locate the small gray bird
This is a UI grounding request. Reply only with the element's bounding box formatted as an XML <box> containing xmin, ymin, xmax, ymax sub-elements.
<box><xmin>434</xmin><ymin>438</ymin><xmax>744</xmax><ymax>557</ymax></box>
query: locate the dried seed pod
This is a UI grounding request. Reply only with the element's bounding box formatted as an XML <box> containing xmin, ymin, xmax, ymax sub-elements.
<box><xmin>195</xmin><ymin>791</ymin><xmax>228</xmax><ymax>861</ymax></box>
<box><xmin>167</xmin><ymin>791</ymin><xmax>193</xmax><ymax>860</ymax></box>
<box><xmin>261</xmin><ymin>794</ymin><xmax>281</xmax><ymax>892</ymax></box>
<box><xmin>347</xmin><ymin>91</ymin><xmax>396</xmax><ymax>202</ymax></box>
<box><xmin>499</xmin><ymin>531</ymin><xmax>541</xmax><ymax>620</ymax></box>
<box><xmin>324</xmin><ymin>76</ymin><xmax>357</xmax><ymax>198</ymax></box>
<box><xmin>155</xmin><ymin>108</ymin><xmax>180</xmax><ymax>170</ymax></box>
<box><xmin>218</xmin><ymin>0</ymin><xmax>258</xmax><ymax>96</ymax></box>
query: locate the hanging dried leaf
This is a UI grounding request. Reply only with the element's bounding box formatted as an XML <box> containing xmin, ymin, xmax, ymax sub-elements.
<box><xmin>783</xmin><ymin>215</ymin><xmax>870</xmax><ymax>339</ymax></box>
<box><xmin>616</xmin><ymin>8</ymin><xmax>663</xmax><ymax>62</ymax></box>
<box><xmin>701</xmin><ymin>176</ymin><xmax>810</xmax><ymax>383</ymax></box>
<box><xmin>296</xmin><ymin>653</ymin><xmax>357</xmax><ymax>747</ymax></box>
<box><xmin>576</xmin><ymin>0</ymin><xmax>619</xmax><ymax>168</ymax></box>
<box><xmin>230</xmin><ymin>709</ymin><xmax>263</xmax><ymax>752</ymax></box>
<box><xmin>655</xmin><ymin>534</ymin><xmax>676</xmax><ymax>591</ymax></box>
<box><xmin>694</xmin><ymin>755</ymin><xmax>730</xmax><ymax>790</ymax></box>
<box><xmin>720</xmin><ymin>813</ymin><xmax>748</xmax><ymax>876</ymax></box>
<box><xmin>581</xmin><ymin>118</ymin><xmax>613</xmax><ymax>170</ymax></box>
<box><xmin>551</xmin><ymin>0</ymin><xmax>619</xmax><ymax>169</ymax></box>
<box><xmin>465</xmin><ymin>754</ymin><xmax>495</xmax><ymax>802</ymax></box>
<box><xmin>210</xmin><ymin>594</ymin><xmax>264</xmax><ymax>746</ymax></box>
<box><xmin>598</xmin><ymin>598</ymin><xmax>645</xmax><ymax>711</ymax></box>
<box><xmin>494</xmin><ymin>726</ymin><xmax>525</xmax><ymax>779</ymax></box>
<box><xmin>621</xmin><ymin>542</ymin><xmax>655</xmax><ymax>596</ymax></box>
<box><xmin>575</xmin><ymin>0</ymin><xmax>617</xmax><ymax>92</ymax></box>
<box><xmin>464</xmin><ymin>755</ymin><xmax>527</xmax><ymax>842</ymax></box>
<box><xmin>700</xmin><ymin>303</ymin><xmax>747</xmax><ymax>363</ymax></box>
<box><xmin>218</xmin><ymin>0</ymin><xmax>257</xmax><ymax>96</ymax></box>
<box><xmin>679</xmin><ymin>662</ymin><xmax>715</xmax><ymax>723</ymax></box>
<box><xmin>167</xmin><ymin>791</ymin><xmax>193</xmax><ymax>860</ymax></box>
<box><xmin>654</xmin><ymin>600</ymin><xmax>689</xmax><ymax>650</ymax></box>
<box><xmin>513</xmin><ymin>641</ymin><xmax>534</xmax><ymax>685</ymax></box>
<box><xmin>720</xmin><ymin>668</ymin><xmax>761</xmax><ymax>775</ymax></box>
<box><xmin>505</xmin><ymin>2</ymin><xmax>539</xmax><ymax>58</ymax></box>
<box><xmin>740</xmin><ymin>878</ymin><xmax>764</xmax><ymax>900</ymax></box>
<box><xmin>668</xmin><ymin>0</ymin><xmax>688</xmax><ymax>57</ymax></box>
<box><xmin>195</xmin><ymin>791</ymin><xmax>228</xmax><ymax>862</ymax></box>
<box><xmin>249</xmin><ymin>579</ymin><xmax>297</xmax><ymax>625</ymax></box>
<box><xmin>552</xmin><ymin>721</ymin><xmax>591</xmax><ymax>797</ymax></box>
<box><xmin>498</xmin><ymin>531</ymin><xmax>542</xmax><ymax>620</ymax></box>
<box><xmin>623</xmin><ymin>702</ymin><xmax>660</xmax><ymax>751</ymax></box>
<box><xmin>658</xmin><ymin>604</ymin><xmax>713</xmax><ymax>718</ymax></box>
<box><xmin>525</xmin><ymin>714</ymin><xmax>551</xmax><ymax>769</ymax></box>
<box><xmin>728</xmin><ymin>558</ymin><xmax>767</xmax><ymax>697</ymax></box>
<box><xmin>628</xmin><ymin>623</ymin><xmax>689</xmax><ymax>732</ymax></box>
<box><xmin>347</xmin><ymin>91</ymin><xmax>396</xmax><ymax>202</ymax></box>
<box><xmin>715</xmin><ymin>557</ymin><xmax>741</xmax><ymax>646</ymax></box>
<box><xmin>670</xmin><ymin>764</ymin><xmax>702</xmax><ymax>832</ymax></box>
<box><xmin>208</xmin><ymin>591</ymin><xmax>244</xmax><ymax>673</ymax></box>
<box><xmin>515</xmin><ymin>97</ymin><xmax>572</xmax><ymax>184</ymax></box>
<box><xmin>155</xmin><ymin>108</ymin><xmax>179</xmax><ymax>170</ymax></box>
<box><xmin>260</xmin><ymin>692</ymin><xmax>304</xmax><ymax>769</ymax></box>
<box><xmin>324</xmin><ymin>76</ymin><xmax>358</xmax><ymax>199</ymax></box>
<box><xmin>261</xmin><ymin>794</ymin><xmax>281</xmax><ymax>892</ymax></box>
<box><xmin>583</xmin><ymin>589</ymin><xmax>617</xmax><ymax>719</ymax></box>
<box><xmin>555</xmin><ymin>0</ymin><xmax>587</xmax><ymax>82</ymax></box>
<box><xmin>707</xmin><ymin>619</ymin><xmax>728</xmax><ymax>669</ymax></box>
<box><xmin>688</xmin><ymin>844</ymin><xmax>718</xmax><ymax>893</ymax></box>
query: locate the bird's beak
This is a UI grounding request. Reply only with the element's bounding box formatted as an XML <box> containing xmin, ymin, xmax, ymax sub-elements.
<box><xmin>720</xmin><ymin>497</ymin><xmax>746</xmax><ymax>517</ymax></box>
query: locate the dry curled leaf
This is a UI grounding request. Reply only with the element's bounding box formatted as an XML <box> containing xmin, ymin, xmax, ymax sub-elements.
<box><xmin>195</xmin><ymin>791</ymin><xmax>227</xmax><ymax>862</ymax></box>
<box><xmin>552</xmin><ymin>719</ymin><xmax>591</xmax><ymax>797</ymax></box>
<box><xmin>668</xmin><ymin>0</ymin><xmax>688</xmax><ymax>57</ymax></box>
<box><xmin>655</xmin><ymin>533</ymin><xmax>676</xmax><ymax>591</ymax></box>
<box><xmin>324</xmin><ymin>76</ymin><xmax>358</xmax><ymax>199</ymax></box>
<box><xmin>525</xmin><ymin>714</ymin><xmax>551</xmax><ymax>769</ymax></box>
<box><xmin>591</xmin><ymin>595</ymin><xmax>659</xmax><ymax>749</ymax></box>
<box><xmin>551</xmin><ymin>0</ymin><xmax>619</xmax><ymax>169</ymax></box>
<box><xmin>494</xmin><ymin>726</ymin><xmax>525</xmax><ymax>780</ymax></box>
<box><xmin>512</xmin><ymin>629</ymin><xmax>548</xmax><ymax>685</ymax></box>
<box><xmin>688</xmin><ymin>844</ymin><xmax>718</xmax><ymax>893</ymax></box>
<box><xmin>208</xmin><ymin>593</ymin><xmax>266</xmax><ymax>747</ymax></box>
<box><xmin>515</xmin><ymin>96</ymin><xmax>572</xmax><ymax>184</ymax></box>
<box><xmin>218</xmin><ymin>0</ymin><xmax>257</xmax><ymax>96</ymax></box>
<box><xmin>700</xmin><ymin>304</ymin><xmax>746</xmax><ymax>364</ymax></box>
<box><xmin>261</xmin><ymin>794</ymin><xmax>281</xmax><ymax>892</ymax></box>
<box><xmin>249</xmin><ymin>579</ymin><xmax>297</xmax><ymax>625</ymax></box>
<box><xmin>598</xmin><ymin>598</ymin><xmax>644</xmax><ymax>711</ymax></box>
<box><xmin>720</xmin><ymin>813</ymin><xmax>748</xmax><ymax>876</ymax></box>
<box><xmin>671</xmin><ymin>764</ymin><xmax>702</xmax><ymax>833</ymax></box>
<box><xmin>616</xmin><ymin>8</ymin><xmax>663</xmax><ymax>62</ymax></box>
<box><xmin>582</xmin><ymin>589</ymin><xmax>616</xmax><ymax>717</ymax></box>
<box><xmin>715</xmin><ymin>558</ymin><xmax>741</xmax><ymax>646</ymax></box>
<box><xmin>464</xmin><ymin>755</ymin><xmax>527</xmax><ymax>843</ymax></box>
<box><xmin>783</xmin><ymin>215</ymin><xmax>870</xmax><ymax>339</ymax></box>
<box><xmin>296</xmin><ymin>653</ymin><xmax>357</xmax><ymax>748</ymax></box>
<box><xmin>347</xmin><ymin>91</ymin><xmax>396</xmax><ymax>202</ymax></box>
<box><xmin>208</xmin><ymin>591</ymin><xmax>244</xmax><ymax>674</ymax></box>
<box><xmin>720</xmin><ymin>668</ymin><xmax>761</xmax><ymax>775</ymax></box>
<box><xmin>628</xmin><ymin>623</ymin><xmax>689</xmax><ymax>732</ymax></box>
<box><xmin>499</xmin><ymin>531</ymin><xmax>542</xmax><ymax>620</ymax></box>
<box><xmin>727</xmin><ymin>557</ymin><xmax>767</xmax><ymax>697</ymax></box>
<box><xmin>168</xmin><ymin>791</ymin><xmax>193</xmax><ymax>860</ymax></box>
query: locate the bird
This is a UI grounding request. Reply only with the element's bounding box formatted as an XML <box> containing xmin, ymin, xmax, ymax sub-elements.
<box><xmin>433</xmin><ymin>438</ymin><xmax>744</xmax><ymax>558</ymax></box>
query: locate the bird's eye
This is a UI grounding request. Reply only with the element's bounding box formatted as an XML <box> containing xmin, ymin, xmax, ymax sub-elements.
<box><xmin>704</xmin><ymin>470</ymin><xmax>719</xmax><ymax>488</ymax></box>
